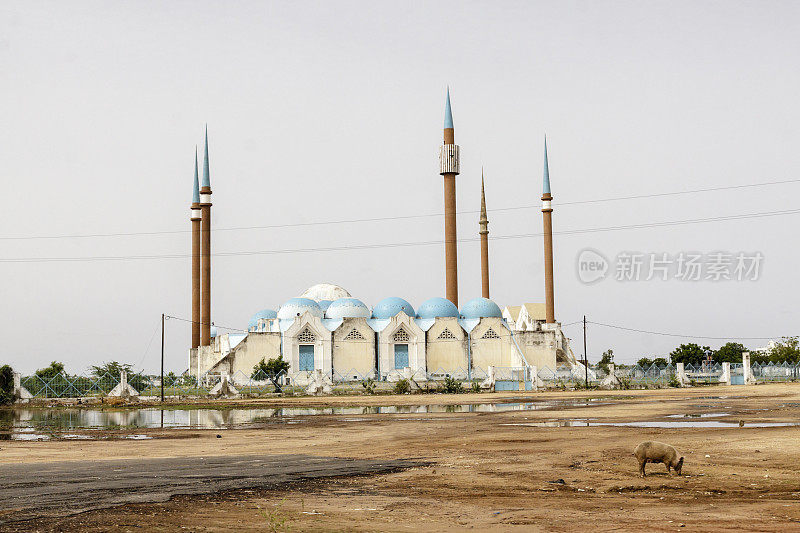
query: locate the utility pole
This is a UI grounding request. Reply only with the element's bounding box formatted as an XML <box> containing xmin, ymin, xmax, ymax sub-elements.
<box><xmin>583</xmin><ymin>315</ymin><xmax>588</xmax><ymax>389</ymax></box>
<box><xmin>160</xmin><ymin>313</ymin><xmax>165</xmax><ymax>403</ymax></box>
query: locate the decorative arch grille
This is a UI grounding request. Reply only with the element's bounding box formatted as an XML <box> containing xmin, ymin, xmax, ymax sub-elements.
<box><xmin>481</xmin><ymin>328</ymin><xmax>500</xmax><ymax>339</ymax></box>
<box><xmin>437</xmin><ymin>328</ymin><xmax>456</xmax><ymax>340</ymax></box>
<box><xmin>343</xmin><ymin>328</ymin><xmax>365</xmax><ymax>341</ymax></box>
<box><xmin>297</xmin><ymin>328</ymin><xmax>316</xmax><ymax>343</ymax></box>
<box><xmin>393</xmin><ymin>329</ymin><xmax>409</xmax><ymax>342</ymax></box>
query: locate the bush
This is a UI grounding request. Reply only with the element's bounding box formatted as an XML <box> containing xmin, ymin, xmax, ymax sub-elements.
<box><xmin>0</xmin><ymin>365</ymin><xmax>14</xmax><ymax>405</ymax></box>
<box><xmin>470</xmin><ymin>380</ymin><xmax>481</xmax><ymax>393</ymax></box>
<box><xmin>361</xmin><ymin>378</ymin><xmax>376</xmax><ymax>394</ymax></box>
<box><xmin>441</xmin><ymin>376</ymin><xmax>464</xmax><ymax>394</ymax></box>
<box><xmin>393</xmin><ymin>379</ymin><xmax>411</xmax><ymax>394</ymax></box>
<box><xmin>669</xmin><ymin>375</ymin><xmax>680</xmax><ymax>388</ymax></box>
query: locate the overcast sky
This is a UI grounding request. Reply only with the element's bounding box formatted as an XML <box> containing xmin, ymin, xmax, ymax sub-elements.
<box><xmin>2</xmin><ymin>1</ymin><xmax>798</xmax><ymax>373</ymax></box>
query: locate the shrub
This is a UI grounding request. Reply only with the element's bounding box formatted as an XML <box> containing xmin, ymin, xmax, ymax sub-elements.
<box><xmin>669</xmin><ymin>375</ymin><xmax>680</xmax><ymax>388</ymax></box>
<box><xmin>441</xmin><ymin>376</ymin><xmax>464</xmax><ymax>394</ymax></box>
<box><xmin>393</xmin><ymin>379</ymin><xmax>411</xmax><ymax>394</ymax></box>
<box><xmin>470</xmin><ymin>380</ymin><xmax>481</xmax><ymax>393</ymax></box>
<box><xmin>361</xmin><ymin>378</ymin><xmax>376</xmax><ymax>394</ymax></box>
<box><xmin>0</xmin><ymin>365</ymin><xmax>14</xmax><ymax>405</ymax></box>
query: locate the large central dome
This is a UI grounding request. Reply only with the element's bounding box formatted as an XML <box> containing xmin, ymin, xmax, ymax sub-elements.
<box><xmin>300</xmin><ymin>283</ymin><xmax>351</xmax><ymax>302</ymax></box>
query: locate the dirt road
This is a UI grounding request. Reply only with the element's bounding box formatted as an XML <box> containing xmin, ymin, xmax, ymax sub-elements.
<box><xmin>2</xmin><ymin>384</ymin><xmax>800</xmax><ymax>531</ymax></box>
<box><xmin>0</xmin><ymin>455</ymin><xmax>423</xmax><ymax>525</ymax></box>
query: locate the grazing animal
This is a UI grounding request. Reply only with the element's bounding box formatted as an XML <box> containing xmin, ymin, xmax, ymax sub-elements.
<box><xmin>634</xmin><ymin>441</ymin><xmax>684</xmax><ymax>477</ymax></box>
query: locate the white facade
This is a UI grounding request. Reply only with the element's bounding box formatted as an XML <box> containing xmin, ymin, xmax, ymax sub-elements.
<box><xmin>189</xmin><ymin>286</ymin><xmax>577</xmax><ymax>382</ymax></box>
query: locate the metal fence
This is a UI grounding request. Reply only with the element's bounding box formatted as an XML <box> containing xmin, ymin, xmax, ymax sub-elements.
<box><xmin>16</xmin><ymin>361</ymin><xmax>800</xmax><ymax>399</ymax></box>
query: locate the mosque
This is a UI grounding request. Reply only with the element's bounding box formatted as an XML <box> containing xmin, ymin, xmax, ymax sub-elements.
<box><xmin>188</xmin><ymin>91</ymin><xmax>578</xmax><ymax>385</ymax></box>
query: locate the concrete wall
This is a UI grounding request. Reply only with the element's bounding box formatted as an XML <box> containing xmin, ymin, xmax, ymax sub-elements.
<box><xmin>208</xmin><ymin>333</ymin><xmax>282</xmax><ymax>377</ymax></box>
<box><xmin>332</xmin><ymin>318</ymin><xmax>376</xmax><ymax>379</ymax></box>
<box><xmin>514</xmin><ymin>329</ymin><xmax>558</xmax><ymax>369</ymax></box>
<box><xmin>425</xmin><ymin>318</ymin><xmax>468</xmax><ymax>377</ymax></box>
<box><xmin>470</xmin><ymin>318</ymin><xmax>519</xmax><ymax>371</ymax></box>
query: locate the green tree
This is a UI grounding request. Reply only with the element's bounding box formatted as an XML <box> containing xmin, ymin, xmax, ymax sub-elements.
<box><xmin>90</xmin><ymin>361</ymin><xmax>147</xmax><ymax>392</ymax></box>
<box><xmin>669</xmin><ymin>343</ymin><xmax>712</xmax><ymax>366</ymax></box>
<box><xmin>652</xmin><ymin>357</ymin><xmax>669</xmax><ymax>367</ymax></box>
<box><xmin>35</xmin><ymin>361</ymin><xmax>65</xmax><ymax>380</ymax></box>
<box><xmin>637</xmin><ymin>357</ymin><xmax>653</xmax><ymax>368</ymax></box>
<box><xmin>765</xmin><ymin>337</ymin><xmax>800</xmax><ymax>364</ymax></box>
<box><xmin>714</xmin><ymin>342</ymin><xmax>746</xmax><ymax>364</ymax></box>
<box><xmin>598</xmin><ymin>349</ymin><xmax>614</xmax><ymax>373</ymax></box>
<box><xmin>252</xmin><ymin>355</ymin><xmax>290</xmax><ymax>392</ymax></box>
<box><xmin>0</xmin><ymin>365</ymin><xmax>14</xmax><ymax>405</ymax></box>
<box><xmin>31</xmin><ymin>361</ymin><xmax>71</xmax><ymax>396</ymax></box>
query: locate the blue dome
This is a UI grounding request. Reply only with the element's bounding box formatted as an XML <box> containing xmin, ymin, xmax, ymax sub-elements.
<box><xmin>277</xmin><ymin>297</ymin><xmax>323</xmax><ymax>320</ymax></box>
<box><xmin>372</xmin><ymin>297</ymin><xmax>415</xmax><ymax>319</ymax></box>
<box><xmin>460</xmin><ymin>297</ymin><xmax>502</xmax><ymax>319</ymax></box>
<box><xmin>248</xmin><ymin>308</ymin><xmax>278</xmax><ymax>330</ymax></box>
<box><xmin>325</xmin><ymin>297</ymin><xmax>371</xmax><ymax>319</ymax></box>
<box><xmin>417</xmin><ymin>297</ymin><xmax>459</xmax><ymax>319</ymax></box>
<box><xmin>210</xmin><ymin>326</ymin><xmax>219</xmax><ymax>338</ymax></box>
<box><xmin>317</xmin><ymin>300</ymin><xmax>333</xmax><ymax>313</ymax></box>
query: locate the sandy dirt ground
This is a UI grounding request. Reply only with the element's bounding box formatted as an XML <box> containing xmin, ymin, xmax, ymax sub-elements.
<box><xmin>2</xmin><ymin>384</ymin><xmax>800</xmax><ymax>532</ymax></box>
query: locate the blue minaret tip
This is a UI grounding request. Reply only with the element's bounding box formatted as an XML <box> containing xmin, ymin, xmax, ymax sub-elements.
<box><xmin>543</xmin><ymin>135</ymin><xmax>551</xmax><ymax>195</ymax></box>
<box><xmin>201</xmin><ymin>125</ymin><xmax>211</xmax><ymax>189</ymax></box>
<box><xmin>192</xmin><ymin>146</ymin><xmax>200</xmax><ymax>204</ymax></box>
<box><xmin>444</xmin><ymin>87</ymin><xmax>454</xmax><ymax>129</ymax></box>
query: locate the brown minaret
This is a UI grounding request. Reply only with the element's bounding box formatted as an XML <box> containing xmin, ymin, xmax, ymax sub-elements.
<box><xmin>200</xmin><ymin>128</ymin><xmax>213</xmax><ymax>345</ymax></box>
<box><xmin>439</xmin><ymin>88</ymin><xmax>460</xmax><ymax>306</ymax></box>
<box><xmin>190</xmin><ymin>148</ymin><xmax>202</xmax><ymax>348</ymax></box>
<box><xmin>541</xmin><ymin>137</ymin><xmax>555</xmax><ymax>323</ymax></box>
<box><xmin>479</xmin><ymin>169</ymin><xmax>490</xmax><ymax>299</ymax></box>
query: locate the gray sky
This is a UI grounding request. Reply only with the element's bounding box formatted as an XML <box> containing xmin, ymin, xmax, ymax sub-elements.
<box><xmin>2</xmin><ymin>0</ymin><xmax>798</xmax><ymax>373</ymax></box>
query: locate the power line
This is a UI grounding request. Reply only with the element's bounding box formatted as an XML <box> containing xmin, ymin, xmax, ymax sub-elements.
<box><xmin>586</xmin><ymin>320</ymin><xmax>781</xmax><ymax>341</ymax></box>
<box><xmin>164</xmin><ymin>315</ymin><xmax>247</xmax><ymax>333</ymax></box>
<box><xmin>1</xmin><ymin>178</ymin><xmax>798</xmax><ymax>241</ymax></box>
<box><xmin>1</xmin><ymin>207</ymin><xmax>796</xmax><ymax>264</ymax></box>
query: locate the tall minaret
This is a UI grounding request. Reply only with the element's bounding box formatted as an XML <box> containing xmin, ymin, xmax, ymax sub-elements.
<box><xmin>439</xmin><ymin>88</ymin><xmax>460</xmax><ymax>306</ymax></box>
<box><xmin>200</xmin><ymin>127</ymin><xmax>213</xmax><ymax>346</ymax></box>
<box><xmin>541</xmin><ymin>137</ymin><xmax>556</xmax><ymax>323</ymax></box>
<box><xmin>479</xmin><ymin>169</ymin><xmax>490</xmax><ymax>299</ymax></box>
<box><xmin>190</xmin><ymin>148</ymin><xmax>202</xmax><ymax>349</ymax></box>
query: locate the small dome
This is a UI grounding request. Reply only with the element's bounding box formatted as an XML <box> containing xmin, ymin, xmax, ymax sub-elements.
<box><xmin>210</xmin><ymin>326</ymin><xmax>219</xmax><ymax>338</ymax></box>
<box><xmin>325</xmin><ymin>297</ymin><xmax>371</xmax><ymax>319</ymax></box>
<box><xmin>372</xmin><ymin>297</ymin><xmax>415</xmax><ymax>319</ymax></box>
<box><xmin>277</xmin><ymin>297</ymin><xmax>323</xmax><ymax>320</ymax></box>
<box><xmin>300</xmin><ymin>283</ymin><xmax>351</xmax><ymax>302</ymax></box>
<box><xmin>460</xmin><ymin>297</ymin><xmax>502</xmax><ymax>319</ymax></box>
<box><xmin>248</xmin><ymin>309</ymin><xmax>278</xmax><ymax>329</ymax></box>
<box><xmin>317</xmin><ymin>300</ymin><xmax>333</xmax><ymax>313</ymax></box>
<box><xmin>417</xmin><ymin>297</ymin><xmax>459</xmax><ymax>319</ymax></box>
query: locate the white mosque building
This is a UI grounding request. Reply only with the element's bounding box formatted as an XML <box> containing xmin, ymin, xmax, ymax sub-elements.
<box><xmin>190</xmin><ymin>284</ymin><xmax>575</xmax><ymax>384</ymax></box>
<box><xmin>187</xmin><ymin>92</ymin><xmax>579</xmax><ymax>386</ymax></box>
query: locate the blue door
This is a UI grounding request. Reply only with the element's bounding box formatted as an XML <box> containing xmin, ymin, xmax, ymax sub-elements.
<box><xmin>299</xmin><ymin>345</ymin><xmax>315</xmax><ymax>371</ymax></box>
<box><xmin>394</xmin><ymin>344</ymin><xmax>409</xmax><ymax>369</ymax></box>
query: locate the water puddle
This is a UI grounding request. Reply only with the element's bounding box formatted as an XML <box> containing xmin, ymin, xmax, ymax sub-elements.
<box><xmin>594</xmin><ymin>420</ymin><xmax>799</xmax><ymax>428</ymax></box>
<box><xmin>666</xmin><ymin>413</ymin><xmax>728</xmax><ymax>418</ymax></box>
<box><xmin>502</xmin><ymin>420</ymin><xmax>800</xmax><ymax>428</ymax></box>
<box><xmin>0</xmin><ymin>399</ymin><xmax>606</xmax><ymax>437</ymax></box>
